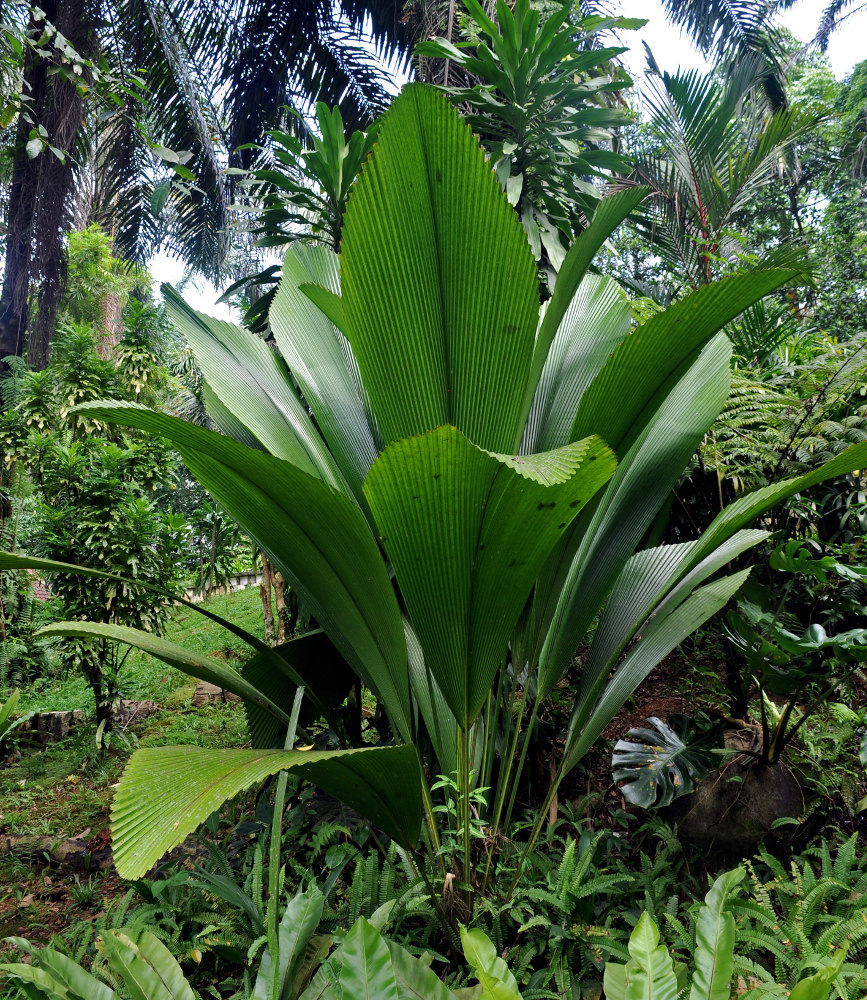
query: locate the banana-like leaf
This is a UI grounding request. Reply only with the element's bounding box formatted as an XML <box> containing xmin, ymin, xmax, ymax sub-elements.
<box><xmin>297</xmin><ymin>919</ymin><xmax>459</xmax><ymax>1000</ymax></box>
<box><xmin>112</xmin><ymin>744</ymin><xmax>424</xmax><ymax>878</ymax></box>
<box><xmin>612</xmin><ymin>715</ymin><xmax>717</xmax><ymax>809</ymax></box>
<box><xmin>340</xmin><ymin>83</ymin><xmax>539</xmax><ymax>454</ymax></box>
<box><xmin>97</xmin><ymin>931</ymin><xmax>194</xmax><ymax>1000</ymax></box>
<box><xmin>270</xmin><ymin>244</ymin><xmax>380</xmax><ymax>505</ymax></box>
<box><xmin>460</xmin><ymin>927</ymin><xmax>523</xmax><ymax>1000</ymax></box>
<box><xmin>242</xmin><ymin>630</ymin><xmax>357</xmax><ymax>749</ymax></box>
<box><xmin>689</xmin><ymin>868</ymin><xmax>744</xmax><ymax>1000</ymax></box>
<box><xmin>0</xmin><ymin>961</ymin><xmax>87</xmax><ymax>999</ymax></box>
<box><xmin>364</xmin><ymin>425</ymin><xmax>615</xmax><ymax>729</ymax></box>
<box><xmin>0</xmin><ymin>688</ymin><xmax>20</xmax><ymax>731</ymax></box>
<box><xmin>162</xmin><ymin>286</ymin><xmax>345</xmax><ymax>491</ymax></box>
<box><xmin>386</xmin><ymin>940</ymin><xmax>458</xmax><ymax>1000</ymax></box>
<box><xmin>1</xmin><ymin>939</ymin><xmax>117</xmax><ymax>1000</ymax></box>
<box><xmin>37</xmin><ymin>622</ymin><xmax>294</xmax><ymax>729</ymax></box>
<box><xmin>604</xmin><ymin>913</ymin><xmax>680</xmax><ymax>1000</ymax></box>
<box><xmin>337</xmin><ymin>919</ymin><xmax>400</xmax><ymax>1000</ymax></box>
<box><xmin>0</xmin><ymin>689</ymin><xmax>34</xmax><ymax>742</ymax></box>
<box><xmin>253</xmin><ymin>885</ymin><xmax>325</xmax><ymax>1000</ymax></box>
<box><xmin>602</xmin><ymin>961</ymin><xmax>627</xmax><ymax>1000</ymax></box>
<box><xmin>788</xmin><ymin>945</ymin><xmax>848</xmax><ymax>1000</ymax></box>
<box><xmin>74</xmin><ymin>401</ymin><xmax>412</xmax><ymax>743</ymax></box>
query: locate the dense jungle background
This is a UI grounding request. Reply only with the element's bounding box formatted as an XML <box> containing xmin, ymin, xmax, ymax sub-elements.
<box><xmin>1</xmin><ymin>0</ymin><xmax>867</xmax><ymax>997</ymax></box>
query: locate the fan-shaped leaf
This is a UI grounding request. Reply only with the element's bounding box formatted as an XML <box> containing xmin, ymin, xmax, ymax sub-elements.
<box><xmin>340</xmin><ymin>83</ymin><xmax>539</xmax><ymax>453</ymax></box>
<box><xmin>364</xmin><ymin>425</ymin><xmax>615</xmax><ymax>728</ymax></box>
<box><xmin>112</xmin><ymin>744</ymin><xmax>423</xmax><ymax>878</ymax></box>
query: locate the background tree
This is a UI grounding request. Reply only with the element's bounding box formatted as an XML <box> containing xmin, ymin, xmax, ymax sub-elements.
<box><xmin>0</xmin><ymin>0</ymin><xmax>415</xmax><ymax>368</ymax></box>
<box><xmin>416</xmin><ymin>0</ymin><xmax>637</xmax><ymax>277</ymax></box>
<box><xmin>0</xmin><ymin>227</ymin><xmax>185</xmax><ymax>726</ymax></box>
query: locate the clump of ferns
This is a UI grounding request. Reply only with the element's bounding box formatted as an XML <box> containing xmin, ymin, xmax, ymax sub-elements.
<box><xmin>727</xmin><ymin>835</ymin><xmax>867</xmax><ymax>995</ymax></box>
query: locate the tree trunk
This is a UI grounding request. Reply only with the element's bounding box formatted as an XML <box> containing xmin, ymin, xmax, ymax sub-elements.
<box><xmin>273</xmin><ymin>571</ymin><xmax>291</xmax><ymax>644</ymax></box>
<box><xmin>259</xmin><ymin>554</ymin><xmax>275</xmax><ymax>644</ymax></box>
<box><xmin>96</xmin><ymin>292</ymin><xmax>126</xmax><ymax>358</ymax></box>
<box><xmin>0</xmin><ymin>0</ymin><xmax>95</xmax><ymax>368</ymax></box>
<box><xmin>207</xmin><ymin>516</ymin><xmax>217</xmax><ymax>592</ymax></box>
<box><xmin>285</xmin><ymin>586</ymin><xmax>299</xmax><ymax>636</ymax></box>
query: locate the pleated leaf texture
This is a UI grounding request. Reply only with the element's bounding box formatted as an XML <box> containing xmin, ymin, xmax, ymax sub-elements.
<box><xmin>364</xmin><ymin>426</ymin><xmax>616</xmax><ymax>729</ymax></box>
<box><xmin>61</xmin><ymin>79</ymin><xmax>867</xmax><ymax>878</ymax></box>
<box><xmin>112</xmin><ymin>745</ymin><xmax>424</xmax><ymax>879</ymax></box>
<box><xmin>338</xmin><ymin>82</ymin><xmax>540</xmax><ymax>453</ymax></box>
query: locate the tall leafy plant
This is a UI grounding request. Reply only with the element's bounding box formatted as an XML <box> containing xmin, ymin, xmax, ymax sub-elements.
<box><xmin>6</xmin><ymin>84</ymin><xmax>867</xmax><ymax>899</ymax></box>
<box><xmin>224</xmin><ymin>102</ymin><xmax>378</xmax><ymax>332</ymax></box>
<box><xmin>629</xmin><ymin>52</ymin><xmax>820</xmax><ymax>291</ymax></box>
<box><xmin>416</xmin><ymin>0</ymin><xmax>636</xmax><ymax>270</ymax></box>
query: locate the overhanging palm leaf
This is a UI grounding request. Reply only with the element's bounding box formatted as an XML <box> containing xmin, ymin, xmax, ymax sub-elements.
<box><xmin>660</xmin><ymin>0</ymin><xmax>793</xmax><ymax>110</ymax></box>
<box><xmin>113</xmin><ymin>744</ymin><xmax>424</xmax><ymax>877</ymax></box>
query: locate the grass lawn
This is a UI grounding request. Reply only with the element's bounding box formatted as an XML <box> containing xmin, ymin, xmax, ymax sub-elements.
<box><xmin>6</xmin><ymin>586</ymin><xmax>267</xmax><ymax>715</ymax></box>
<box><xmin>0</xmin><ymin>586</ymin><xmax>264</xmax><ymax>847</ymax></box>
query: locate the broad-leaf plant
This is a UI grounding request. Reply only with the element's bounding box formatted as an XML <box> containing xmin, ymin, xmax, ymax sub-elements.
<box><xmin>5</xmin><ymin>84</ymin><xmax>867</xmax><ymax>905</ymax></box>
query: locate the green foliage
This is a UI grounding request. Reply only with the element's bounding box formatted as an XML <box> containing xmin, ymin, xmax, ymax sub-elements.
<box><xmin>722</xmin><ymin>539</ymin><xmax>867</xmax><ymax>764</ymax></box>
<box><xmin>416</xmin><ymin>0</ymin><xmax>635</xmax><ymax>270</ymax></box>
<box><xmin>477</xmin><ymin>827</ymin><xmax>634</xmax><ymax>992</ymax></box>
<box><xmin>604</xmin><ymin>910</ymin><xmax>682</xmax><ymax>1000</ymax></box>
<box><xmin>630</xmin><ymin>54</ymin><xmax>818</xmax><ymax>291</ymax></box>
<box><xmin>5</xmin><ymin>84</ymin><xmax>864</xmax><ymax>913</ymax></box>
<box><xmin>226</xmin><ymin>102</ymin><xmax>379</xmax><ymax>332</ymax></box>
<box><xmin>0</xmin><ymin>310</ymin><xmax>183</xmax><ymax>725</ymax></box>
<box><xmin>0</xmin><ymin>489</ymin><xmax>58</xmax><ymax>685</ymax></box>
<box><xmin>604</xmin><ymin>867</ymin><xmax>857</xmax><ymax>1000</ymax></box>
<box><xmin>0</xmin><ymin>689</ymin><xmax>33</xmax><ymax>742</ymax></box>
<box><xmin>611</xmin><ymin>714</ymin><xmax>719</xmax><ymax>808</ymax></box>
<box><xmin>0</xmin><ymin>906</ymin><xmax>515</xmax><ymax>1000</ymax></box>
<box><xmin>115</xmin><ymin>298</ymin><xmax>170</xmax><ymax>404</ymax></box>
<box><xmin>62</xmin><ymin>225</ymin><xmax>140</xmax><ymax>336</ymax></box>
<box><xmin>2</xmin><ymin>928</ymin><xmax>195</xmax><ymax>1000</ymax></box>
<box><xmin>731</xmin><ymin>837</ymin><xmax>867</xmax><ymax>998</ymax></box>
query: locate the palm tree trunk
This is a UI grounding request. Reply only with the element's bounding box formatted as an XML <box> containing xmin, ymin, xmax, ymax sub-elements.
<box><xmin>0</xmin><ymin>0</ymin><xmax>95</xmax><ymax>369</ymax></box>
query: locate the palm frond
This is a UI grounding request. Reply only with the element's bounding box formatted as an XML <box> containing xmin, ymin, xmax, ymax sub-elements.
<box><xmin>660</xmin><ymin>0</ymin><xmax>794</xmax><ymax>110</ymax></box>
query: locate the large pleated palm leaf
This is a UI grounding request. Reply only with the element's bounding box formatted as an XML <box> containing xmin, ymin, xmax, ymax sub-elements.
<box><xmin>9</xmin><ymin>84</ymin><xmax>867</xmax><ymax>879</ymax></box>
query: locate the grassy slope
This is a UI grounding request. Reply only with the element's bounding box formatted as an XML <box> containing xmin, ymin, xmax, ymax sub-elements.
<box><xmin>6</xmin><ymin>587</ymin><xmax>266</xmax><ymax>715</ymax></box>
<box><xmin>0</xmin><ymin>588</ymin><xmax>264</xmax><ymax>841</ymax></box>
